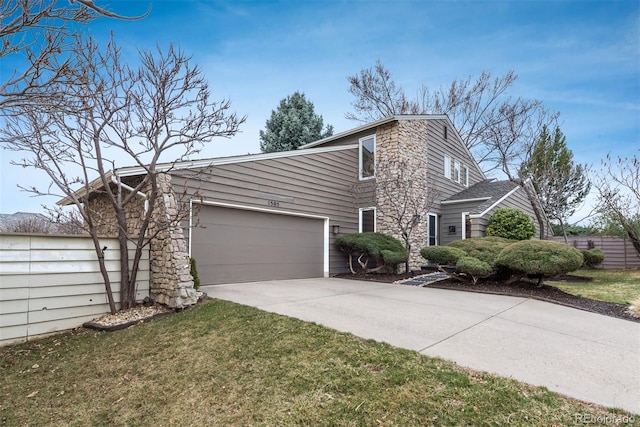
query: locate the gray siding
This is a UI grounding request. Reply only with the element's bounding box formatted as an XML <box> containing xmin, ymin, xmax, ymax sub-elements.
<box><xmin>311</xmin><ymin>128</ymin><xmax>379</xmax><ymax>148</ymax></box>
<box><xmin>440</xmin><ymin>200</ymin><xmax>487</xmax><ymax>245</ymax></box>
<box><xmin>171</xmin><ymin>148</ymin><xmax>361</xmax><ymax>275</ymax></box>
<box><xmin>425</xmin><ymin>119</ymin><xmax>485</xmax><ymax>245</ymax></box>
<box><xmin>426</xmin><ymin>118</ymin><xmax>485</xmax><ymax>211</ymax></box>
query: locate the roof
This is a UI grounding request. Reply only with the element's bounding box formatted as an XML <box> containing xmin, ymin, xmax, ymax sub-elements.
<box><xmin>442</xmin><ymin>180</ymin><xmax>520</xmax><ymax>215</ymax></box>
<box><xmin>58</xmin><ymin>143</ymin><xmax>357</xmax><ymax>206</ymax></box>
<box><xmin>299</xmin><ymin>114</ymin><xmax>452</xmax><ymax>149</ymax></box>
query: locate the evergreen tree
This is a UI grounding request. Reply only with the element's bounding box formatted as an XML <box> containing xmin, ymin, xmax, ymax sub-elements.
<box><xmin>260</xmin><ymin>92</ymin><xmax>333</xmax><ymax>153</ymax></box>
<box><xmin>520</xmin><ymin>126</ymin><xmax>591</xmax><ymax>241</ymax></box>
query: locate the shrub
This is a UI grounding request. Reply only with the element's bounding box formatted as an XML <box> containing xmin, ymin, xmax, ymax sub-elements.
<box><xmin>190</xmin><ymin>257</ymin><xmax>200</xmax><ymax>290</ymax></box>
<box><xmin>336</xmin><ymin>232</ymin><xmax>408</xmax><ymax>274</ymax></box>
<box><xmin>582</xmin><ymin>248</ymin><xmax>605</xmax><ymax>268</ymax></box>
<box><xmin>486</xmin><ymin>208</ymin><xmax>536</xmax><ymax>240</ymax></box>
<box><xmin>420</xmin><ymin>246</ymin><xmax>467</xmax><ymax>266</ymax></box>
<box><xmin>448</xmin><ymin>237</ymin><xmax>514</xmax><ymax>267</ymax></box>
<box><xmin>456</xmin><ymin>256</ymin><xmax>493</xmax><ymax>284</ymax></box>
<box><xmin>495</xmin><ymin>240</ymin><xmax>583</xmax><ymax>281</ymax></box>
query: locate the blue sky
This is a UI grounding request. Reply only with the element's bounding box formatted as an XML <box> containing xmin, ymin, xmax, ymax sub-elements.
<box><xmin>1</xmin><ymin>0</ymin><xmax>639</xmax><ymax>221</ymax></box>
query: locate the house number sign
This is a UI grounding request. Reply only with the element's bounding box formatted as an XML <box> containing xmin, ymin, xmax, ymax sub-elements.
<box><xmin>267</xmin><ymin>200</ymin><xmax>280</xmax><ymax>207</ymax></box>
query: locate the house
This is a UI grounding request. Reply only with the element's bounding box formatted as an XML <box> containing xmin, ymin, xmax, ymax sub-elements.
<box><xmin>59</xmin><ymin>115</ymin><xmax>549</xmax><ymax>307</ymax></box>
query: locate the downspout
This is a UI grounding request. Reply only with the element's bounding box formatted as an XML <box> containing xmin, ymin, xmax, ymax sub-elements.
<box><xmin>111</xmin><ymin>173</ymin><xmax>149</xmax><ymax>214</ymax></box>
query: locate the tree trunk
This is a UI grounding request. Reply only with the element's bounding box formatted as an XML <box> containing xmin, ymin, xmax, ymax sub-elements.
<box><xmin>626</xmin><ymin>229</ymin><xmax>640</xmax><ymax>258</ymax></box>
<box><xmin>519</xmin><ymin>180</ymin><xmax>546</xmax><ymax>239</ymax></box>
<box><xmin>89</xmin><ymin>234</ymin><xmax>117</xmax><ymax>314</ymax></box>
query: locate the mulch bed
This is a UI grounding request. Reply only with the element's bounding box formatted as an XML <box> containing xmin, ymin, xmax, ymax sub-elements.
<box><xmin>336</xmin><ymin>272</ymin><xmax>640</xmax><ymax>323</ymax></box>
<box><xmin>82</xmin><ymin>292</ymin><xmax>208</xmax><ymax>332</ymax></box>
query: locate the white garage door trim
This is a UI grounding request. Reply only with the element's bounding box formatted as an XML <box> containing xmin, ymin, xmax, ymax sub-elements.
<box><xmin>189</xmin><ymin>200</ymin><xmax>330</xmax><ymax>278</ymax></box>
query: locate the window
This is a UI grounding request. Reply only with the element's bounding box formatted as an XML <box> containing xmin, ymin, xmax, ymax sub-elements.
<box><xmin>359</xmin><ymin>207</ymin><xmax>376</xmax><ymax>233</ymax></box>
<box><xmin>359</xmin><ymin>135</ymin><xmax>375</xmax><ymax>180</ymax></box>
<box><xmin>444</xmin><ymin>155</ymin><xmax>451</xmax><ymax>179</ymax></box>
<box><xmin>427</xmin><ymin>213</ymin><xmax>438</xmax><ymax>246</ymax></box>
<box><xmin>462</xmin><ymin>165</ymin><xmax>469</xmax><ymax>187</ymax></box>
<box><xmin>453</xmin><ymin>161</ymin><xmax>461</xmax><ymax>183</ymax></box>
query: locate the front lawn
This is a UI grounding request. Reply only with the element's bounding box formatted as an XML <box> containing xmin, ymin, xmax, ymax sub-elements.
<box><xmin>0</xmin><ymin>300</ymin><xmax>635</xmax><ymax>426</ymax></box>
<box><xmin>548</xmin><ymin>269</ymin><xmax>640</xmax><ymax>305</ymax></box>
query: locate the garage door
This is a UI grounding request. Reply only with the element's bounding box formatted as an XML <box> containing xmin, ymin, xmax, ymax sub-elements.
<box><xmin>191</xmin><ymin>205</ymin><xmax>326</xmax><ymax>285</ymax></box>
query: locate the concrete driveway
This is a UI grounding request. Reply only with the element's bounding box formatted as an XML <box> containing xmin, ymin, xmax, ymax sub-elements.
<box><xmin>201</xmin><ymin>277</ymin><xmax>640</xmax><ymax>414</ymax></box>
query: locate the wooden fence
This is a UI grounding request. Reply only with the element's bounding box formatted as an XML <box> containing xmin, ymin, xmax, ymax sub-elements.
<box><xmin>0</xmin><ymin>233</ymin><xmax>149</xmax><ymax>346</ymax></box>
<box><xmin>551</xmin><ymin>235</ymin><xmax>640</xmax><ymax>269</ymax></box>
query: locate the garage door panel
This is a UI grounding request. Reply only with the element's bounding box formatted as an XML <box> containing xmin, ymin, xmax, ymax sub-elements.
<box><xmin>192</xmin><ymin>206</ymin><xmax>325</xmax><ymax>285</ymax></box>
<box><xmin>198</xmin><ymin>226</ymin><xmax>322</xmax><ymax>247</ymax></box>
<box><xmin>192</xmin><ymin>243</ymin><xmax>323</xmax><ymax>265</ymax></box>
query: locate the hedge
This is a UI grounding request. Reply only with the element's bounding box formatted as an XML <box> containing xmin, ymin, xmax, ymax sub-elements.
<box><xmin>448</xmin><ymin>237</ymin><xmax>514</xmax><ymax>267</ymax></box>
<box><xmin>336</xmin><ymin>232</ymin><xmax>408</xmax><ymax>273</ymax></box>
<box><xmin>495</xmin><ymin>240</ymin><xmax>583</xmax><ymax>277</ymax></box>
<box><xmin>485</xmin><ymin>207</ymin><xmax>536</xmax><ymax>240</ymax></box>
<box><xmin>456</xmin><ymin>256</ymin><xmax>493</xmax><ymax>284</ymax></box>
<box><xmin>582</xmin><ymin>248</ymin><xmax>605</xmax><ymax>268</ymax></box>
<box><xmin>420</xmin><ymin>246</ymin><xmax>467</xmax><ymax>266</ymax></box>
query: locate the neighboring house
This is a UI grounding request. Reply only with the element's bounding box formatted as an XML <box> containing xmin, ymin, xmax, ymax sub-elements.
<box><xmin>58</xmin><ymin>115</ymin><xmax>549</xmax><ymax>306</ymax></box>
<box><xmin>0</xmin><ymin>212</ymin><xmax>52</xmax><ymax>233</ymax></box>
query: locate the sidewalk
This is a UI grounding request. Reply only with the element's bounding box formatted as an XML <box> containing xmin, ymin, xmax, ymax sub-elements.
<box><xmin>201</xmin><ymin>277</ymin><xmax>640</xmax><ymax>413</ymax></box>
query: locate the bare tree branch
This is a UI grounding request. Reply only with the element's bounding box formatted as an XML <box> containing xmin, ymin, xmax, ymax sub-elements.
<box><xmin>0</xmin><ymin>34</ymin><xmax>245</xmax><ymax>311</ymax></box>
<box><xmin>0</xmin><ymin>0</ymin><xmax>150</xmax><ymax>109</ymax></box>
<box><xmin>346</xmin><ymin>61</ymin><xmax>554</xmax><ymax>176</ymax></box>
<box><xmin>593</xmin><ymin>154</ymin><xmax>640</xmax><ymax>257</ymax></box>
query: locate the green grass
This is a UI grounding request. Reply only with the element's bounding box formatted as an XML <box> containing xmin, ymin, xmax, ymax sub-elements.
<box><xmin>549</xmin><ymin>269</ymin><xmax>640</xmax><ymax>305</ymax></box>
<box><xmin>1</xmin><ymin>300</ymin><xmax>637</xmax><ymax>426</ymax></box>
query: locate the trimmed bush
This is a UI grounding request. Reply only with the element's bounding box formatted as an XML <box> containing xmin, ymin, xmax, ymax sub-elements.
<box><xmin>190</xmin><ymin>257</ymin><xmax>200</xmax><ymax>290</ymax></box>
<box><xmin>486</xmin><ymin>208</ymin><xmax>536</xmax><ymax>240</ymax></box>
<box><xmin>448</xmin><ymin>237</ymin><xmax>514</xmax><ymax>267</ymax></box>
<box><xmin>495</xmin><ymin>240</ymin><xmax>583</xmax><ymax>279</ymax></box>
<box><xmin>582</xmin><ymin>248</ymin><xmax>605</xmax><ymax>268</ymax></box>
<box><xmin>456</xmin><ymin>256</ymin><xmax>493</xmax><ymax>284</ymax></box>
<box><xmin>336</xmin><ymin>232</ymin><xmax>408</xmax><ymax>273</ymax></box>
<box><xmin>420</xmin><ymin>246</ymin><xmax>467</xmax><ymax>266</ymax></box>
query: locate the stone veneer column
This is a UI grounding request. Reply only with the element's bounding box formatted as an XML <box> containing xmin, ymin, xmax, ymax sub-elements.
<box><xmin>87</xmin><ymin>173</ymin><xmax>197</xmax><ymax>309</ymax></box>
<box><xmin>148</xmin><ymin>173</ymin><xmax>197</xmax><ymax>308</ymax></box>
<box><xmin>375</xmin><ymin>120</ymin><xmax>431</xmax><ymax>271</ymax></box>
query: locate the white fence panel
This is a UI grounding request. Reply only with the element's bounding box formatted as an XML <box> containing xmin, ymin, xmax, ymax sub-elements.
<box><xmin>0</xmin><ymin>233</ymin><xmax>150</xmax><ymax>346</ymax></box>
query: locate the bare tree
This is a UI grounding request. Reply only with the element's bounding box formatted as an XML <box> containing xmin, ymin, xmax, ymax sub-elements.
<box><xmin>1</xmin><ymin>0</ymin><xmax>149</xmax><ymax>109</ymax></box>
<box><xmin>483</xmin><ymin>100</ymin><xmax>559</xmax><ymax>238</ymax></box>
<box><xmin>6</xmin><ymin>215</ymin><xmax>52</xmax><ymax>233</ymax></box>
<box><xmin>0</xmin><ymin>35</ymin><xmax>245</xmax><ymax>313</ymax></box>
<box><xmin>593</xmin><ymin>154</ymin><xmax>640</xmax><ymax>257</ymax></box>
<box><xmin>347</xmin><ymin>60</ymin><xmax>547</xmax><ymax>174</ymax></box>
<box><xmin>346</xmin><ymin>60</ymin><xmax>413</xmax><ymax>123</ymax></box>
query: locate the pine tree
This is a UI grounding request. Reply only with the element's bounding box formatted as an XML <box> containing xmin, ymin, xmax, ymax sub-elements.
<box><xmin>259</xmin><ymin>92</ymin><xmax>333</xmax><ymax>153</ymax></box>
<box><xmin>520</xmin><ymin>126</ymin><xmax>591</xmax><ymax>241</ymax></box>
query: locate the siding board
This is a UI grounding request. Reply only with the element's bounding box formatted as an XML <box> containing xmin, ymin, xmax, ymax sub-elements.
<box><xmin>173</xmin><ymin>148</ymin><xmax>359</xmax><ymax>275</ymax></box>
<box><xmin>0</xmin><ymin>234</ymin><xmax>150</xmax><ymax>346</ymax></box>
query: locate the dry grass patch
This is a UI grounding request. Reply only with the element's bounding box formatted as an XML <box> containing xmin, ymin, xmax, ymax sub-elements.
<box><xmin>0</xmin><ymin>299</ymin><xmax>635</xmax><ymax>426</ymax></box>
<box><xmin>549</xmin><ymin>269</ymin><xmax>640</xmax><ymax>305</ymax></box>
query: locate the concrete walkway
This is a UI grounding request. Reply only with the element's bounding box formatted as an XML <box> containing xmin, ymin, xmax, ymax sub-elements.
<box><xmin>201</xmin><ymin>278</ymin><xmax>640</xmax><ymax>414</ymax></box>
